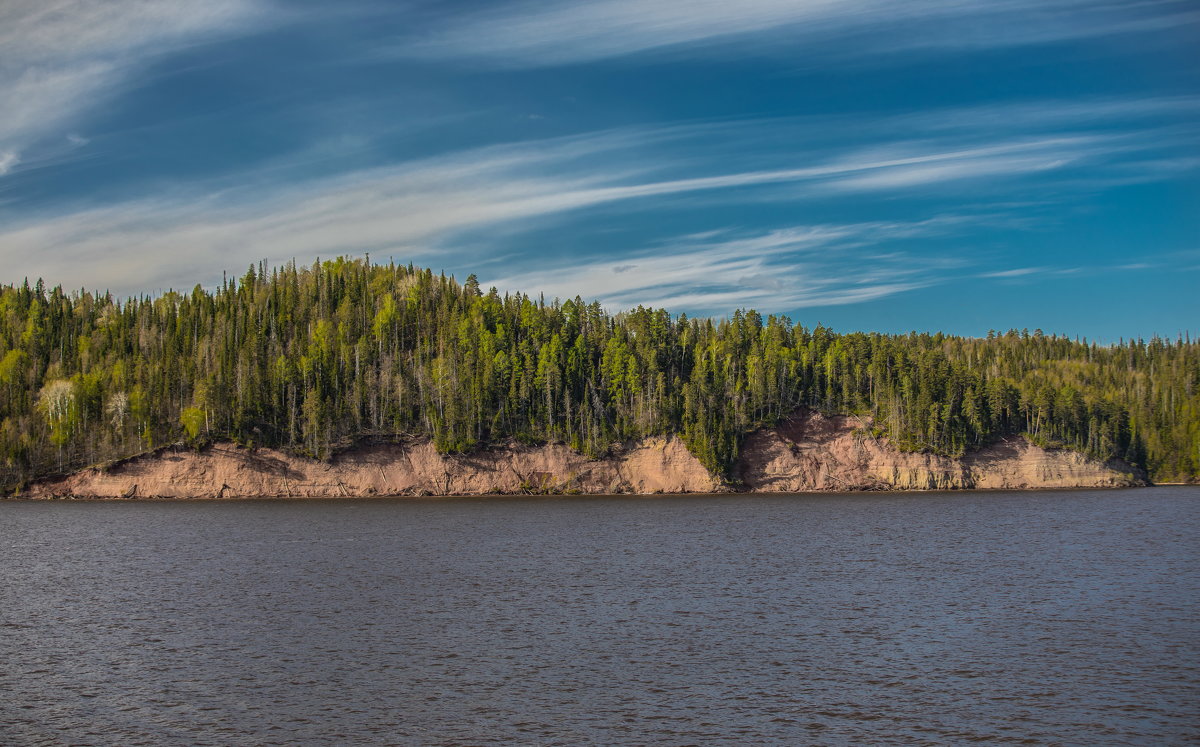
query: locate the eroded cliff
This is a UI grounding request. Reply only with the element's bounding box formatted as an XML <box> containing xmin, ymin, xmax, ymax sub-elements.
<box><xmin>735</xmin><ymin>410</ymin><xmax>1146</xmax><ymax>491</ymax></box>
<box><xmin>21</xmin><ymin>411</ymin><xmax>1146</xmax><ymax>499</ymax></box>
<box><xmin>23</xmin><ymin>436</ymin><xmax>719</xmax><ymax>499</ymax></box>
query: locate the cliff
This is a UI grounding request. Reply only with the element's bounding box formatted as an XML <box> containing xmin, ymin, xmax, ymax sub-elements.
<box><xmin>735</xmin><ymin>410</ymin><xmax>1146</xmax><ymax>491</ymax></box>
<box><xmin>22</xmin><ymin>436</ymin><xmax>719</xmax><ymax>499</ymax></box>
<box><xmin>21</xmin><ymin>412</ymin><xmax>1145</xmax><ymax>499</ymax></box>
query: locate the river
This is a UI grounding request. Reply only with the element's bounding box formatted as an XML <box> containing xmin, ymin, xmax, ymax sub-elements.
<box><xmin>3</xmin><ymin>488</ymin><xmax>1197</xmax><ymax>745</ymax></box>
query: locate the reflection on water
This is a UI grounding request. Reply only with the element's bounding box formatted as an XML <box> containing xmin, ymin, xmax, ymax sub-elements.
<box><xmin>3</xmin><ymin>488</ymin><xmax>1197</xmax><ymax>745</ymax></box>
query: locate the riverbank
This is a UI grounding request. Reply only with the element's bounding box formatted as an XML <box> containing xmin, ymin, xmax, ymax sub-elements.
<box><xmin>17</xmin><ymin>411</ymin><xmax>1146</xmax><ymax>499</ymax></box>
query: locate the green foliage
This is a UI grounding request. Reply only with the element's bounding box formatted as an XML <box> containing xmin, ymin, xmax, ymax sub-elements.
<box><xmin>180</xmin><ymin>406</ymin><xmax>206</xmax><ymax>442</ymax></box>
<box><xmin>37</xmin><ymin>379</ymin><xmax>77</xmax><ymax>450</ymax></box>
<box><xmin>0</xmin><ymin>259</ymin><xmax>1196</xmax><ymax>493</ymax></box>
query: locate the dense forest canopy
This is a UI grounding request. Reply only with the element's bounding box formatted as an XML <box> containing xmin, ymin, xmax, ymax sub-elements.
<box><xmin>0</xmin><ymin>257</ymin><xmax>1196</xmax><ymax>493</ymax></box>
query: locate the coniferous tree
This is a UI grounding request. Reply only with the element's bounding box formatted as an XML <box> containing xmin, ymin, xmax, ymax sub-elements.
<box><xmin>0</xmin><ymin>257</ymin><xmax>1196</xmax><ymax>492</ymax></box>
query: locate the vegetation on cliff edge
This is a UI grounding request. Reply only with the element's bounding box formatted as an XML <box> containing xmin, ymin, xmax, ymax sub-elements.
<box><xmin>1</xmin><ymin>257</ymin><xmax>1196</xmax><ymax>492</ymax></box>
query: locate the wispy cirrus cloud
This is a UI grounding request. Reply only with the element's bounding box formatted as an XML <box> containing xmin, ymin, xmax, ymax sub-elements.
<box><xmin>486</xmin><ymin>221</ymin><xmax>962</xmax><ymax>313</ymax></box>
<box><xmin>402</xmin><ymin>0</ymin><xmax>1198</xmax><ymax>67</ymax></box>
<box><xmin>980</xmin><ymin>267</ymin><xmax>1045</xmax><ymax>278</ymax></box>
<box><xmin>0</xmin><ymin>128</ymin><xmax>1131</xmax><ymax>294</ymax></box>
<box><xmin>498</xmin><ymin>224</ymin><xmax>1187</xmax><ymax>315</ymax></box>
<box><xmin>0</xmin><ymin>0</ymin><xmax>267</xmax><ymax>174</ymax></box>
<box><xmin>974</xmin><ymin>262</ymin><xmax>1186</xmax><ymax>284</ymax></box>
<box><xmin>0</xmin><ymin>94</ymin><xmax>1193</xmax><ymax>304</ymax></box>
<box><xmin>889</xmin><ymin>95</ymin><xmax>1200</xmax><ymax>135</ymax></box>
<box><xmin>0</xmin><ymin>152</ymin><xmax>20</xmax><ymax>177</ymax></box>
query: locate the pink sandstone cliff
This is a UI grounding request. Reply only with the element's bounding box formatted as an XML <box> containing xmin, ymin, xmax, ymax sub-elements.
<box><xmin>24</xmin><ymin>437</ymin><xmax>719</xmax><ymax>499</ymax></box>
<box><xmin>22</xmin><ymin>411</ymin><xmax>1144</xmax><ymax>499</ymax></box>
<box><xmin>735</xmin><ymin>410</ymin><xmax>1145</xmax><ymax>491</ymax></box>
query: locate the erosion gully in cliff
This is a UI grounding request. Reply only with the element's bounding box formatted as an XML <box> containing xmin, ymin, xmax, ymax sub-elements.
<box><xmin>20</xmin><ymin>410</ymin><xmax>1145</xmax><ymax>499</ymax></box>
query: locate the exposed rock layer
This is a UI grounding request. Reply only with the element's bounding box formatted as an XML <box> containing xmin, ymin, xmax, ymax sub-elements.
<box><xmin>736</xmin><ymin>411</ymin><xmax>1145</xmax><ymax>491</ymax></box>
<box><xmin>22</xmin><ymin>412</ymin><xmax>1145</xmax><ymax>499</ymax></box>
<box><xmin>24</xmin><ymin>437</ymin><xmax>718</xmax><ymax>499</ymax></box>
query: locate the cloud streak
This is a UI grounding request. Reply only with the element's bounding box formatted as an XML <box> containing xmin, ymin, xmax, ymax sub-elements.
<box><xmin>0</xmin><ymin>129</ymin><xmax>1131</xmax><ymax>294</ymax></box>
<box><xmin>486</xmin><ymin>222</ymin><xmax>957</xmax><ymax>313</ymax></box>
<box><xmin>0</xmin><ymin>94</ymin><xmax>1192</xmax><ymax>306</ymax></box>
<box><xmin>0</xmin><ymin>152</ymin><xmax>19</xmax><ymax>177</ymax></box>
<box><xmin>403</xmin><ymin>0</ymin><xmax>1198</xmax><ymax>67</ymax></box>
<box><xmin>0</xmin><ymin>0</ymin><xmax>266</xmax><ymax>173</ymax></box>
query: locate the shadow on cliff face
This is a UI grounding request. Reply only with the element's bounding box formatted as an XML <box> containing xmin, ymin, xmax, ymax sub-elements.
<box><xmin>960</xmin><ymin>437</ymin><xmax>1022</xmax><ymax>468</ymax></box>
<box><xmin>1101</xmin><ymin>458</ymin><xmax>1149</xmax><ymax>484</ymax></box>
<box><xmin>114</xmin><ymin>444</ymin><xmax>309</xmax><ymax>483</ymax></box>
<box><xmin>234</xmin><ymin>449</ymin><xmax>308</xmax><ymax>482</ymax></box>
<box><xmin>776</xmin><ymin>409</ymin><xmax>849</xmax><ymax>444</ymax></box>
<box><xmin>963</xmin><ymin>436</ymin><xmax>1147</xmax><ymax>484</ymax></box>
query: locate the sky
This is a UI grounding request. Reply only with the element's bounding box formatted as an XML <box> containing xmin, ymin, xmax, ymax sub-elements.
<box><xmin>0</xmin><ymin>0</ymin><xmax>1197</xmax><ymax>340</ymax></box>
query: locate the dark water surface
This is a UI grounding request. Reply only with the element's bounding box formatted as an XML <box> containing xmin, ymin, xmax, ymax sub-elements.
<box><xmin>3</xmin><ymin>488</ymin><xmax>1197</xmax><ymax>746</ymax></box>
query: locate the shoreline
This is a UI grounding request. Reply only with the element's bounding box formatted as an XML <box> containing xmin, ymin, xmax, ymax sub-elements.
<box><xmin>8</xmin><ymin>483</ymin><xmax>1172</xmax><ymax>502</ymax></box>
<box><xmin>13</xmin><ymin>412</ymin><xmax>1151</xmax><ymax>501</ymax></box>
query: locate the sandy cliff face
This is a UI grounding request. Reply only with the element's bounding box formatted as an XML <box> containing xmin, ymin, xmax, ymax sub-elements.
<box><xmin>22</xmin><ymin>411</ymin><xmax>1146</xmax><ymax>499</ymax></box>
<box><xmin>735</xmin><ymin>411</ymin><xmax>1145</xmax><ymax>491</ymax></box>
<box><xmin>23</xmin><ymin>436</ymin><xmax>719</xmax><ymax>499</ymax></box>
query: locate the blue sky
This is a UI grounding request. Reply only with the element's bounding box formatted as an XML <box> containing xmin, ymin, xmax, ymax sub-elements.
<box><xmin>0</xmin><ymin>0</ymin><xmax>1197</xmax><ymax>340</ymax></box>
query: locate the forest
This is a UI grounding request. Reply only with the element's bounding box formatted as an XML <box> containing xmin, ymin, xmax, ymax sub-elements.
<box><xmin>0</xmin><ymin>257</ymin><xmax>1196</xmax><ymax>493</ymax></box>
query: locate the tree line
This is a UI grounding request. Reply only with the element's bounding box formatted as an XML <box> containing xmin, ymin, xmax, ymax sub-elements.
<box><xmin>1</xmin><ymin>257</ymin><xmax>1196</xmax><ymax>492</ymax></box>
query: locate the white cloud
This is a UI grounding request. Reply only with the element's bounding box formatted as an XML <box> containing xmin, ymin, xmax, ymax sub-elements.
<box><xmin>484</xmin><ymin>221</ymin><xmax>958</xmax><ymax>314</ymax></box>
<box><xmin>976</xmin><ymin>262</ymin><xmax>1172</xmax><ymax>281</ymax></box>
<box><xmin>0</xmin><ymin>0</ymin><xmax>265</xmax><ymax>167</ymax></box>
<box><xmin>0</xmin><ymin>152</ymin><xmax>19</xmax><ymax>176</ymax></box>
<box><xmin>830</xmin><ymin>152</ymin><xmax>1075</xmax><ymax>191</ymax></box>
<box><xmin>403</xmin><ymin>0</ymin><xmax>1197</xmax><ymax>67</ymax></box>
<box><xmin>980</xmin><ymin>267</ymin><xmax>1044</xmax><ymax>278</ymax></box>
<box><xmin>0</xmin><ymin>95</ymin><xmax>1191</xmax><ymax>299</ymax></box>
<box><xmin>0</xmin><ymin>128</ymin><xmax>1117</xmax><ymax>293</ymax></box>
<box><xmin>890</xmin><ymin>95</ymin><xmax>1200</xmax><ymax>135</ymax></box>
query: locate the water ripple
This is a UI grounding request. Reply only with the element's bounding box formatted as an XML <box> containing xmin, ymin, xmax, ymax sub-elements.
<box><xmin>2</xmin><ymin>488</ymin><xmax>1198</xmax><ymax>745</ymax></box>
